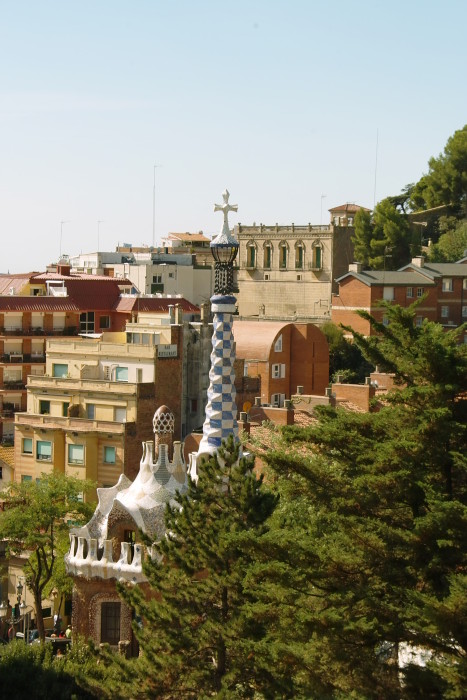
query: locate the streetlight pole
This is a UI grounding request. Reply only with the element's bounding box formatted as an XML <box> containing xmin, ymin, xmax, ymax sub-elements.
<box><xmin>153</xmin><ymin>164</ymin><xmax>162</xmax><ymax>249</ymax></box>
<box><xmin>320</xmin><ymin>194</ymin><xmax>327</xmax><ymax>226</ymax></box>
<box><xmin>60</xmin><ymin>220</ymin><xmax>70</xmax><ymax>260</ymax></box>
<box><xmin>97</xmin><ymin>220</ymin><xmax>104</xmax><ymax>251</ymax></box>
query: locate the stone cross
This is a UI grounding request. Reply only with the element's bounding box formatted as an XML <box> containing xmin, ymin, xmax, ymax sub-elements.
<box><xmin>214</xmin><ymin>189</ymin><xmax>238</xmax><ymax>236</ymax></box>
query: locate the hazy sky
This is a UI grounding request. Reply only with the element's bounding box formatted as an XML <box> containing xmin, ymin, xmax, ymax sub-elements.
<box><xmin>2</xmin><ymin>0</ymin><xmax>466</xmax><ymax>273</ymax></box>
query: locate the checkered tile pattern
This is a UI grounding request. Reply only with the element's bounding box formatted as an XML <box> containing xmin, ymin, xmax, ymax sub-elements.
<box><xmin>197</xmin><ymin>302</ymin><xmax>239</xmax><ymax>457</ymax></box>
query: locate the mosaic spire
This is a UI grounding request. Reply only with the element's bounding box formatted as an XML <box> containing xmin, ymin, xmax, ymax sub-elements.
<box><xmin>196</xmin><ymin>190</ymin><xmax>239</xmax><ymax>461</ymax></box>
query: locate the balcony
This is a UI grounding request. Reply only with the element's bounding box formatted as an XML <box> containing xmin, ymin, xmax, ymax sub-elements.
<box><xmin>1</xmin><ymin>353</ymin><xmax>46</xmax><ymax>364</ymax></box>
<box><xmin>0</xmin><ymin>327</ymin><xmax>78</xmax><ymax>337</ymax></box>
<box><xmin>15</xmin><ymin>412</ymin><xmax>128</xmax><ymax>435</ymax></box>
<box><xmin>2</xmin><ymin>380</ymin><xmax>26</xmax><ymax>390</ymax></box>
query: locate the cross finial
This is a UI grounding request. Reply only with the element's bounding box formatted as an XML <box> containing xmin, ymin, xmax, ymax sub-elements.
<box><xmin>214</xmin><ymin>189</ymin><xmax>238</xmax><ymax>237</ymax></box>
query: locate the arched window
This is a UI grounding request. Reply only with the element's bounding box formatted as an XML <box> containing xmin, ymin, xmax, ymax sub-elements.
<box><xmin>279</xmin><ymin>241</ymin><xmax>288</xmax><ymax>269</ymax></box>
<box><xmin>246</xmin><ymin>241</ymin><xmax>257</xmax><ymax>268</ymax></box>
<box><xmin>263</xmin><ymin>242</ymin><xmax>272</xmax><ymax>269</ymax></box>
<box><xmin>312</xmin><ymin>242</ymin><xmax>323</xmax><ymax>270</ymax></box>
<box><xmin>295</xmin><ymin>241</ymin><xmax>304</xmax><ymax>269</ymax></box>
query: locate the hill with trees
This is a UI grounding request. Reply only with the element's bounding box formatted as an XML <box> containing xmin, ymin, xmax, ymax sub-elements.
<box><xmin>353</xmin><ymin>124</ymin><xmax>467</xmax><ymax>269</ymax></box>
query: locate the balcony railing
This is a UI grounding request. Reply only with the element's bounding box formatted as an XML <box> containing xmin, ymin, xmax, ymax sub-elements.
<box><xmin>1</xmin><ymin>353</ymin><xmax>46</xmax><ymax>363</ymax></box>
<box><xmin>0</xmin><ymin>327</ymin><xmax>78</xmax><ymax>337</ymax></box>
<box><xmin>2</xmin><ymin>381</ymin><xmax>26</xmax><ymax>390</ymax></box>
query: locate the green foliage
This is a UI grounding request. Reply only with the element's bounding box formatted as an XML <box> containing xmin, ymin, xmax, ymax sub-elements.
<box><xmin>321</xmin><ymin>322</ymin><xmax>372</xmax><ymax>383</ymax></box>
<box><xmin>0</xmin><ymin>639</ymin><xmax>94</xmax><ymax>700</ymax></box>
<box><xmin>0</xmin><ymin>473</ymin><xmax>94</xmax><ymax>641</ymax></box>
<box><xmin>428</xmin><ymin>219</ymin><xmax>467</xmax><ymax>262</ymax></box>
<box><xmin>255</xmin><ymin>305</ymin><xmax>467</xmax><ymax>697</ymax></box>
<box><xmin>410</xmin><ymin>124</ymin><xmax>467</xmax><ymax>214</ymax></box>
<box><xmin>352</xmin><ymin>198</ymin><xmax>412</xmax><ymax>270</ymax></box>
<box><xmin>118</xmin><ymin>435</ymin><xmax>278</xmax><ymax>699</ymax></box>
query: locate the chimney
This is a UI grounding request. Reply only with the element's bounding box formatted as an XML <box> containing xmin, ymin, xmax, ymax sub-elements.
<box><xmin>411</xmin><ymin>256</ymin><xmax>425</xmax><ymax>267</ymax></box>
<box><xmin>348</xmin><ymin>262</ymin><xmax>362</xmax><ymax>273</ymax></box>
<box><xmin>168</xmin><ymin>305</ymin><xmax>175</xmax><ymax>324</ymax></box>
<box><xmin>57</xmin><ymin>263</ymin><xmax>71</xmax><ymax>276</ymax></box>
<box><xmin>175</xmin><ymin>304</ymin><xmax>183</xmax><ymax>324</ymax></box>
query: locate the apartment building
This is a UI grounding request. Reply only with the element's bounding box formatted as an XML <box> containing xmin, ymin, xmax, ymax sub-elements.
<box><xmin>69</xmin><ymin>242</ymin><xmax>214</xmax><ymax>306</ymax></box>
<box><xmin>0</xmin><ymin>267</ymin><xmax>133</xmax><ymax>444</ymax></box>
<box><xmin>331</xmin><ymin>257</ymin><xmax>467</xmax><ymax>337</ymax></box>
<box><xmin>14</xmin><ymin>336</ymin><xmax>158</xmax><ymax>492</ymax></box>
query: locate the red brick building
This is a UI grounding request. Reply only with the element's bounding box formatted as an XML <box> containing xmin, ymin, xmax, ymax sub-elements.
<box><xmin>233</xmin><ymin>320</ymin><xmax>329</xmax><ymax>409</ymax></box>
<box><xmin>331</xmin><ymin>258</ymin><xmax>467</xmax><ymax>338</ymax></box>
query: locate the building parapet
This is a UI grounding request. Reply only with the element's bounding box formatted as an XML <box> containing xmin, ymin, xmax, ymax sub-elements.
<box><xmin>65</xmin><ymin>535</ymin><xmax>150</xmax><ymax>584</ymax></box>
<box><xmin>46</xmin><ymin>338</ymin><xmax>157</xmax><ymax>359</ymax></box>
<box><xmin>26</xmin><ymin>375</ymin><xmax>142</xmax><ymax>395</ymax></box>
<box><xmin>15</xmin><ymin>413</ymin><xmax>127</xmax><ymax>434</ymax></box>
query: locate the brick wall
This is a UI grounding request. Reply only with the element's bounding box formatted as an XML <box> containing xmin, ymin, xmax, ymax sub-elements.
<box><xmin>331</xmin><ymin>382</ymin><xmax>376</xmax><ymax>411</ymax></box>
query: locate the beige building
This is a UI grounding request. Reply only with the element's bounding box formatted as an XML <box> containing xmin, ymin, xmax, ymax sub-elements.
<box><xmin>234</xmin><ymin>204</ymin><xmax>370</xmax><ymax>322</ymax></box>
<box><xmin>14</xmin><ymin>336</ymin><xmax>158</xmax><ymax>493</ymax></box>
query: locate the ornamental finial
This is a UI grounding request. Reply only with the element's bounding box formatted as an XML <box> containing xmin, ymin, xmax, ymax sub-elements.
<box><xmin>214</xmin><ymin>189</ymin><xmax>238</xmax><ymax>239</ymax></box>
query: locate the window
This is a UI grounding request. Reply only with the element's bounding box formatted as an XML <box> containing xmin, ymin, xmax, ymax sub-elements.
<box><xmin>115</xmin><ymin>407</ymin><xmax>126</xmax><ymax>422</ymax></box>
<box><xmin>101</xmin><ymin>602</ymin><xmax>121</xmax><ymax>645</ymax></box>
<box><xmin>190</xmin><ymin>399</ymin><xmax>198</xmax><ymax>413</ymax></box>
<box><xmin>312</xmin><ymin>245</ymin><xmax>322</xmax><ymax>270</ymax></box>
<box><xmin>417</xmin><ymin>287</ymin><xmax>424</xmax><ymax>298</ymax></box>
<box><xmin>153</xmin><ymin>275</ymin><xmax>162</xmax><ymax>284</ymax></box>
<box><xmin>115</xmin><ymin>366</ymin><xmax>128</xmax><ymax>382</ymax></box>
<box><xmin>22</xmin><ymin>438</ymin><xmax>33</xmax><ymax>455</ymax></box>
<box><xmin>272</xmin><ymin>363</ymin><xmax>286</xmax><ymax>379</ymax></box>
<box><xmin>99</xmin><ymin>316</ymin><xmax>110</xmax><ymax>330</ymax></box>
<box><xmin>103</xmin><ymin>446</ymin><xmax>116</xmax><ymax>464</ymax></box>
<box><xmin>79</xmin><ymin>311</ymin><xmax>95</xmax><ymax>333</ymax></box>
<box><xmin>86</xmin><ymin>404</ymin><xmax>95</xmax><ymax>419</ymax></box>
<box><xmin>36</xmin><ymin>440</ymin><xmax>52</xmax><ymax>461</ymax></box>
<box><xmin>462</xmin><ymin>306</ymin><xmax>467</xmax><ymax>318</ymax></box>
<box><xmin>39</xmin><ymin>400</ymin><xmax>50</xmax><ymax>415</ymax></box>
<box><xmin>463</xmin><ymin>279</ymin><xmax>467</xmax><ymax>290</ymax></box>
<box><xmin>263</xmin><ymin>244</ymin><xmax>272</xmax><ymax>269</ymax></box>
<box><xmin>151</xmin><ymin>277</ymin><xmax>164</xmax><ymax>293</ymax></box>
<box><xmin>383</xmin><ymin>315</ymin><xmax>389</xmax><ymax>326</ymax></box>
<box><xmin>62</xmin><ymin>402</ymin><xmax>69</xmax><ymax>417</ymax></box>
<box><xmin>271</xmin><ymin>393</ymin><xmax>285</xmax><ymax>407</ymax></box>
<box><xmin>279</xmin><ymin>243</ymin><xmax>287</xmax><ymax>269</ymax></box>
<box><xmin>442</xmin><ymin>278</ymin><xmax>453</xmax><ymax>292</ymax></box>
<box><xmin>415</xmin><ymin>316</ymin><xmax>423</xmax><ymax>328</ymax></box>
<box><xmin>274</xmin><ymin>334</ymin><xmax>283</xmax><ymax>353</ymax></box>
<box><xmin>22</xmin><ymin>475</ymin><xmax>32</xmax><ymax>482</ymax></box>
<box><xmin>68</xmin><ymin>444</ymin><xmax>84</xmax><ymax>465</ymax></box>
<box><xmin>0</xmin><ymin>467</ymin><xmax>2</xmax><ymax>479</ymax></box>
<box><xmin>246</xmin><ymin>243</ymin><xmax>256</xmax><ymax>268</ymax></box>
<box><xmin>136</xmin><ymin>368</ymin><xmax>143</xmax><ymax>383</ymax></box>
<box><xmin>52</xmin><ymin>363</ymin><xmax>68</xmax><ymax>378</ymax></box>
<box><xmin>383</xmin><ymin>287</ymin><xmax>394</xmax><ymax>301</ymax></box>
<box><xmin>441</xmin><ymin>306</ymin><xmax>449</xmax><ymax>318</ymax></box>
<box><xmin>295</xmin><ymin>243</ymin><xmax>304</xmax><ymax>269</ymax></box>
<box><xmin>406</xmin><ymin>287</ymin><xmax>414</xmax><ymax>298</ymax></box>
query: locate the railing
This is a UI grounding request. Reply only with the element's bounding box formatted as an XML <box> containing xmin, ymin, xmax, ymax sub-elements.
<box><xmin>0</xmin><ymin>327</ymin><xmax>78</xmax><ymax>337</ymax></box>
<box><xmin>2</xmin><ymin>381</ymin><xmax>25</xmax><ymax>390</ymax></box>
<box><xmin>1</xmin><ymin>353</ymin><xmax>45</xmax><ymax>363</ymax></box>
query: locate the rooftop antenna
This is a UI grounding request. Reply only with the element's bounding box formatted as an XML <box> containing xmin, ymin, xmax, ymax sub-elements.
<box><xmin>97</xmin><ymin>220</ymin><xmax>104</xmax><ymax>251</ymax></box>
<box><xmin>373</xmin><ymin>128</ymin><xmax>379</xmax><ymax>208</ymax></box>
<box><xmin>60</xmin><ymin>220</ymin><xmax>70</xmax><ymax>259</ymax></box>
<box><xmin>320</xmin><ymin>194</ymin><xmax>327</xmax><ymax>225</ymax></box>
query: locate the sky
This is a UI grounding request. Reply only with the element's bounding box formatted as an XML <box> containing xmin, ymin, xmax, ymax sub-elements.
<box><xmin>1</xmin><ymin>0</ymin><xmax>466</xmax><ymax>273</ymax></box>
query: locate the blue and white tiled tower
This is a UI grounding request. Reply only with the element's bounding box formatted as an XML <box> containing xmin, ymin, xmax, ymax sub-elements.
<box><xmin>196</xmin><ymin>190</ymin><xmax>240</xmax><ymax>463</ymax></box>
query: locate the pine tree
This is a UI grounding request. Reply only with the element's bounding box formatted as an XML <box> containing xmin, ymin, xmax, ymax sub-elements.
<box><xmin>250</xmin><ymin>304</ymin><xmax>467</xmax><ymax>698</ymax></box>
<box><xmin>119</xmin><ymin>436</ymin><xmax>278</xmax><ymax>699</ymax></box>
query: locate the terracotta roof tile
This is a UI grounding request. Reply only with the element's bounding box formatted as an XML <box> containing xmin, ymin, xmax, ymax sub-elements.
<box><xmin>328</xmin><ymin>203</ymin><xmax>371</xmax><ymax>213</ymax></box>
<box><xmin>113</xmin><ymin>296</ymin><xmax>200</xmax><ymax>314</ymax></box>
